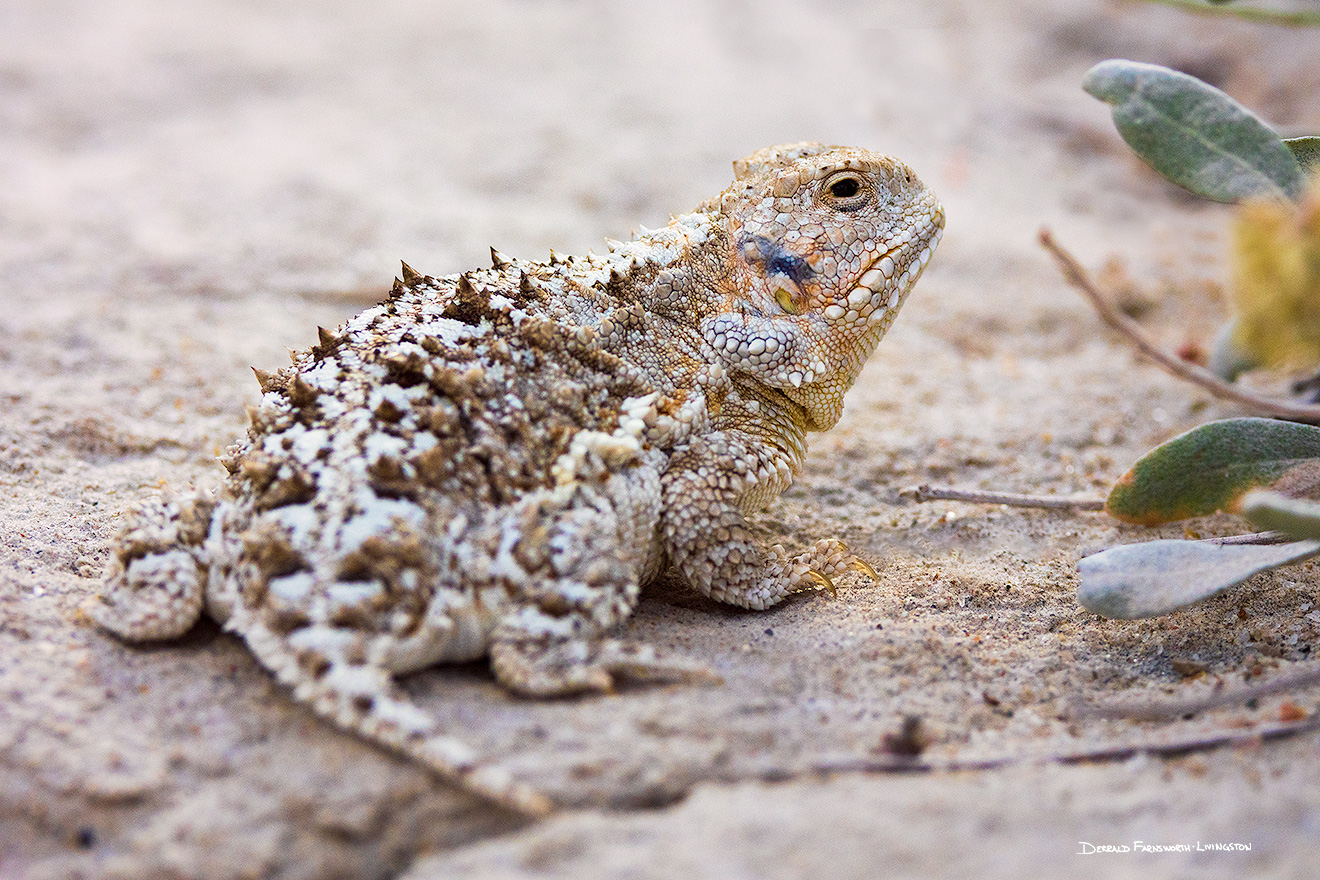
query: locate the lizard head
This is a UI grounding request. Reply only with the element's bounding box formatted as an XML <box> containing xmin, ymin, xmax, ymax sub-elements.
<box><xmin>700</xmin><ymin>143</ymin><xmax>944</xmax><ymax>430</ymax></box>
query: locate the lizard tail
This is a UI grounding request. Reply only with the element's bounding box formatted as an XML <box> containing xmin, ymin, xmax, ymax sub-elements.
<box><xmin>237</xmin><ymin>616</ymin><xmax>554</xmax><ymax>818</ymax></box>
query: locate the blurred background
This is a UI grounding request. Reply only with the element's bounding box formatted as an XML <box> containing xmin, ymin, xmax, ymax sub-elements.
<box><xmin>4</xmin><ymin>3</ymin><xmax>1320</xmax><ymax>878</ymax></box>
<box><xmin>4</xmin><ymin>0</ymin><xmax>1314</xmax><ymax>304</ymax></box>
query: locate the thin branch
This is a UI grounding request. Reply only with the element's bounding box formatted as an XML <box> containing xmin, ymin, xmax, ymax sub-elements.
<box><xmin>904</xmin><ymin>484</ymin><xmax>1105</xmax><ymax>511</ymax></box>
<box><xmin>1130</xmin><ymin>0</ymin><xmax>1320</xmax><ymax>27</ymax></box>
<box><xmin>1076</xmin><ymin>662</ymin><xmax>1320</xmax><ymax>721</ymax></box>
<box><xmin>800</xmin><ymin>714</ymin><xmax>1320</xmax><ymax>777</ymax></box>
<box><xmin>1203</xmin><ymin>530</ymin><xmax>1293</xmax><ymax>545</ymax></box>
<box><xmin>1039</xmin><ymin>228</ymin><xmax>1320</xmax><ymax>425</ymax></box>
<box><xmin>908</xmin><ymin>487</ymin><xmax>1289</xmax><ymax>539</ymax></box>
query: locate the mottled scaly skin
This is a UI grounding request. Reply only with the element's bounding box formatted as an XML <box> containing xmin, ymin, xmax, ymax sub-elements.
<box><xmin>93</xmin><ymin>143</ymin><xmax>944</xmax><ymax>815</ymax></box>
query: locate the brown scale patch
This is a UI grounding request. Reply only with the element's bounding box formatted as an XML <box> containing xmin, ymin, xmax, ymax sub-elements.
<box><xmin>244</xmin><ymin>401</ymin><xmax>290</xmax><ymax>435</ymax></box>
<box><xmin>252</xmin><ymin>367</ymin><xmax>289</xmax><ymax>395</ymax></box>
<box><xmin>265</xmin><ymin>602</ymin><xmax>312</xmax><ymax>635</ymax></box>
<box><xmin>238</xmin><ymin>451</ymin><xmax>318</xmax><ymax>512</ymax></box>
<box><xmin>175</xmin><ymin>497</ymin><xmax>217</xmax><ymax>546</ymax></box>
<box><xmin>445</xmin><ymin>447</ymin><xmax>498</xmax><ymax>503</ymax></box>
<box><xmin>239</xmin><ymin>452</ymin><xmax>280</xmax><ymax>493</ymax></box>
<box><xmin>112</xmin><ymin>534</ymin><xmax>169</xmax><ymax>567</ymax></box>
<box><xmin>535</xmin><ymin>592</ymin><xmax>573</xmax><ymax>617</ymax></box>
<box><xmin>604</xmin><ymin>303</ymin><xmax>646</xmax><ymax>331</ymax></box>
<box><xmin>439</xmin><ymin>274</ymin><xmax>497</xmax><ymax>326</ymax></box>
<box><xmin>561</xmin><ymin>332</ymin><xmax>630</xmax><ymax>379</ymax></box>
<box><xmin>287</xmin><ymin>374</ymin><xmax>320</xmax><ymax>415</ymax></box>
<box><xmin>414</xmin><ymin>443</ymin><xmax>458</xmax><ymax>490</ymax></box>
<box><xmin>462</xmin><ymin>441</ymin><xmax>507</xmax><ymax>503</ymax></box>
<box><xmin>515</xmin><ymin>315</ymin><xmax>561</xmax><ymax>351</ymax></box>
<box><xmin>522</xmin><ymin>391</ymin><xmax>549</xmax><ymax>422</ymax></box>
<box><xmin>511</xmin><ymin>521</ymin><xmax>551</xmax><ymax>573</ymax></box>
<box><xmin>465</xmin><ymin>366</ymin><xmax>497</xmax><ymax>399</ymax></box>
<box><xmin>417</xmin><ymin>335</ymin><xmax>479</xmax><ymax>362</ymax></box>
<box><xmin>471</xmin><ymin>434</ymin><xmax>553</xmax><ymax>504</ymax></box>
<box><xmin>429</xmin><ymin>365</ymin><xmax>490</xmax><ymax>402</ymax></box>
<box><xmin>420</xmin><ymin>399</ymin><xmax>462</xmax><ymax>436</ymax></box>
<box><xmin>380</xmin><ymin>348</ymin><xmax>431</xmax><ymax>389</ymax></box>
<box><xmin>310</xmin><ymin>326</ymin><xmax>346</xmax><ymax>361</ymax></box>
<box><xmin>486</xmin><ymin>337</ymin><xmax>514</xmax><ymax>364</ymax></box>
<box><xmin>548</xmin><ymin>380</ymin><xmax>587</xmax><ymax>414</ymax></box>
<box><xmin>602</xmin><ymin>259</ymin><xmax>660</xmax><ymax>301</ymax></box>
<box><xmin>374</xmin><ymin>397</ymin><xmax>406</xmax><ymax>423</ymax></box>
<box><xmin>241</xmin><ymin>522</ymin><xmax>308</xmax><ymax>581</ymax></box>
<box><xmin>335</xmin><ymin>531</ymin><xmax>429</xmax><ymax>587</ymax></box>
<box><xmin>656</xmin><ymin>389</ymin><xmax>688</xmax><ymax>417</ymax></box>
<box><xmin>296</xmin><ymin>647</ymin><xmax>332</xmax><ymax>679</ymax></box>
<box><xmin>366</xmin><ymin>455</ymin><xmax>419</xmax><ymax>500</ymax></box>
<box><xmin>513</xmin><ymin>271</ymin><xmax>548</xmax><ymax>307</ymax></box>
<box><xmin>255</xmin><ymin>469</ymin><xmax>317</xmax><ymax>512</ymax></box>
<box><xmin>328</xmin><ymin>599</ymin><xmax>378</xmax><ymax>631</ymax></box>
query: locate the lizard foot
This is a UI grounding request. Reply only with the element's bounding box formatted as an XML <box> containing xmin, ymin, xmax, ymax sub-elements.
<box><xmin>785</xmin><ymin>538</ymin><xmax>879</xmax><ymax>600</ymax></box>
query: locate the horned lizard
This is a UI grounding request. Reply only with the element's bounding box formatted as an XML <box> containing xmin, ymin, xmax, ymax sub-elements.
<box><xmin>93</xmin><ymin>143</ymin><xmax>944</xmax><ymax>815</ymax></box>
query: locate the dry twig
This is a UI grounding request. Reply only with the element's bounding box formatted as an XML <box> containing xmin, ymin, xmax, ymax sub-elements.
<box><xmin>1076</xmin><ymin>662</ymin><xmax>1320</xmax><ymax>721</ymax></box>
<box><xmin>1201</xmin><ymin>530</ymin><xmax>1293</xmax><ymax>546</ymax></box>
<box><xmin>800</xmin><ymin>715</ymin><xmax>1320</xmax><ymax>777</ymax></box>
<box><xmin>1038</xmin><ymin>228</ymin><xmax>1320</xmax><ymax>425</ymax></box>
<box><xmin>905</xmin><ymin>484</ymin><xmax>1105</xmax><ymax>511</ymax></box>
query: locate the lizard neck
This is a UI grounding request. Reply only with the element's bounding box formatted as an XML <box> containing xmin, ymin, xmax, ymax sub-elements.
<box><xmin>725</xmin><ymin>379</ymin><xmax>810</xmax><ymax>513</ymax></box>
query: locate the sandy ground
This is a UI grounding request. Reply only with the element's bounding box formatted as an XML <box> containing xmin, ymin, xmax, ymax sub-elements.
<box><xmin>4</xmin><ymin>1</ymin><xmax>1320</xmax><ymax>878</ymax></box>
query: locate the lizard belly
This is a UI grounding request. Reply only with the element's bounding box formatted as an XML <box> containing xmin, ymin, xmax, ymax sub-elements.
<box><xmin>374</xmin><ymin>596</ymin><xmax>500</xmax><ymax>671</ymax></box>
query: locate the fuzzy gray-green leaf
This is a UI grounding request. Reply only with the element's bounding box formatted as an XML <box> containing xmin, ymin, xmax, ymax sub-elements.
<box><xmin>1242</xmin><ymin>490</ymin><xmax>1320</xmax><ymax>540</ymax></box>
<box><xmin>1083</xmin><ymin>59</ymin><xmax>1306</xmax><ymax>203</ymax></box>
<box><xmin>1077</xmin><ymin>537</ymin><xmax>1320</xmax><ymax>619</ymax></box>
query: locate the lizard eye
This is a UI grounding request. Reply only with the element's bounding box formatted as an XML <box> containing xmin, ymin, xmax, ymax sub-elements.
<box><xmin>821</xmin><ymin>172</ymin><xmax>869</xmax><ymax>211</ymax></box>
<box><xmin>830</xmin><ymin>177</ymin><xmax>859</xmax><ymax>197</ymax></box>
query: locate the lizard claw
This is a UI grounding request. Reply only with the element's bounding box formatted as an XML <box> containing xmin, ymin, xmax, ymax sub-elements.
<box><xmin>807</xmin><ymin>569</ymin><xmax>837</xmax><ymax>598</ymax></box>
<box><xmin>850</xmin><ymin>557</ymin><xmax>879</xmax><ymax>582</ymax></box>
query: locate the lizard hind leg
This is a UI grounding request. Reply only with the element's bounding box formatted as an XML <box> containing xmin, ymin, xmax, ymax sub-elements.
<box><xmin>238</xmin><ymin>618</ymin><xmax>554</xmax><ymax>817</ymax></box>
<box><xmin>490</xmin><ymin>635</ymin><xmax>722</xmax><ymax>698</ymax></box>
<box><xmin>92</xmin><ymin>492</ymin><xmax>217</xmax><ymax>641</ymax></box>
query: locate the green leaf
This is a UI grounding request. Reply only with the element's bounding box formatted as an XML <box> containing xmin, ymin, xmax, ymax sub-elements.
<box><xmin>1083</xmin><ymin>59</ymin><xmax>1306</xmax><ymax>203</ymax></box>
<box><xmin>1106</xmin><ymin>418</ymin><xmax>1320</xmax><ymax>524</ymax></box>
<box><xmin>1284</xmin><ymin>137</ymin><xmax>1320</xmax><ymax>175</ymax></box>
<box><xmin>1078</xmin><ymin>537</ymin><xmax>1320</xmax><ymax>619</ymax></box>
<box><xmin>1242</xmin><ymin>489</ymin><xmax>1320</xmax><ymax>539</ymax></box>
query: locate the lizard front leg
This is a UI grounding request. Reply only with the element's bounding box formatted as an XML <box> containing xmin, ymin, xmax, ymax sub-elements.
<box><xmin>92</xmin><ymin>492</ymin><xmax>216</xmax><ymax>641</ymax></box>
<box><xmin>488</xmin><ymin>460</ymin><xmax>719</xmax><ymax>697</ymax></box>
<box><xmin>660</xmin><ymin>430</ymin><xmax>874</xmax><ymax>610</ymax></box>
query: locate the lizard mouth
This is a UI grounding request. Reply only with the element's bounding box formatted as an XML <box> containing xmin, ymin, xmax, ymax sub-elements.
<box><xmin>842</xmin><ymin>211</ymin><xmax>944</xmax><ymax>321</ymax></box>
<box><xmin>814</xmin><ymin>206</ymin><xmax>945</xmax><ymax>329</ymax></box>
